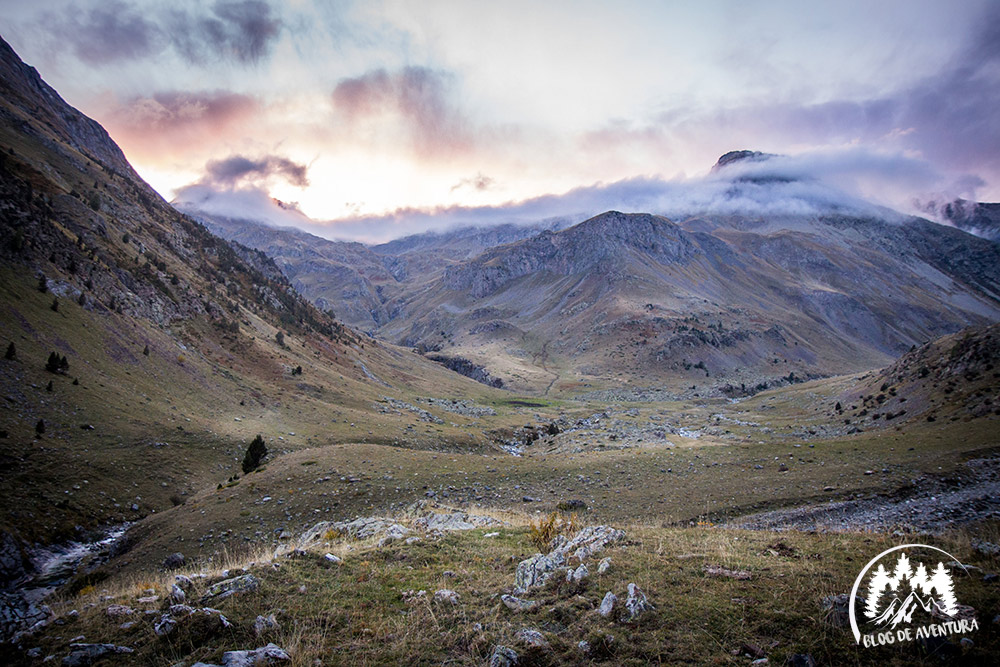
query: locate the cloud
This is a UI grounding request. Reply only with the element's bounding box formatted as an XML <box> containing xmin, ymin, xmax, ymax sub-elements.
<box><xmin>104</xmin><ymin>90</ymin><xmax>260</xmax><ymax>161</ymax></box>
<box><xmin>450</xmin><ymin>173</ymin><xmax>495</xmax><ymax>192</ymax></box>
<box><xmin>308</xmin><ymin>147</ymin><xmax>959</xmax><ymax>241</ymax></box>
<box><xmin>204</xmin><ymin>154</ymin><xmax>310</xmax><ymax>188</ymax></box>
<box><xmin>331</xmin><ymin>66</ymin><xmax>471</xmax><ymax>156</ymax></box>
<box><xmin>173</xmin><ymin>146</ymin><xmax>971</xmax><ymax>244</ymax></box>
<box><xmin>52</xmin><ymin>0</ymin><xmax>164</xmax><ymax>65</ymax></box>
<box><xmin>42</xmin><ymin>0</ymin><xmax>282</xmax><ymax>66</ymax></box>
<box><xmin>167</xmin><ymin>1</ymin><xmax>283</xmax><ymax>65</ymax></box>
<box><xmin>173</xmin><ymin>183</ymin><xmax>311</xmax><ymax>229</ymax></box>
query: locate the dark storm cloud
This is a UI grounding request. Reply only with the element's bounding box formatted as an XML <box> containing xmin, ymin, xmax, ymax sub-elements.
<box><xmin>53</xmin><ymin>1</ymin><xmax>164</xmax><ymax>65</ymax></box>
<box><xmin>167</xmin><ymin>1</ymin><xmax>283</xmax><ymax>65</ymax></box>
<box><xmin>44</xmin><ymin>1</ymin><xmax>282</xmax><ymax>66</ymax></box>
<box><xmin>332</xmin><ymin>66</ymin><xmax>471</xmax><ymax>155</ymax></box>
<box><xmin>204</xmin><ymin>155</ymin><xmax>310</xmax><ymax>188</ymax></box>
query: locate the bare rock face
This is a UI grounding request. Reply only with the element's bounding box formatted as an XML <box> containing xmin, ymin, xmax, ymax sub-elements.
<box><xmin>0</xmin><ymin>591</ymin><xmax>51</xmax><ymax>642</ymax></box>
<box><xmin>0</xmin><ymin>531</ymin><xmax>29</xmax><ymax>588</ymax></box>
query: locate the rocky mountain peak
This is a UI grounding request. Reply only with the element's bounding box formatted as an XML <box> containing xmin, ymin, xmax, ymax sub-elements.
<box><xmin>0</xmin><ymin>36</ymin><xmax>136</xmax><ymax>178</ymax></box>
<box><xmin>712</xmin><ymin>150</ymin><xmax>777</xmax><ymax>171</ymax></box>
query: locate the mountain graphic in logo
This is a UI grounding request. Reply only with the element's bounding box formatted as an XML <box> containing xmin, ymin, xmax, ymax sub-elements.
<box><xmin>863</xmin><ymin>553</ymin><xmax>958</xmax><ymax>629</ymax></box>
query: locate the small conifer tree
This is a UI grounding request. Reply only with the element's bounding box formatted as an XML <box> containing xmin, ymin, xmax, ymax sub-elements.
<box><xmin>242</xmin><ymin>434</ymin><xmax>268</xmax><ymax>474</ymax></box>
<box><xmin>35</xmin><ymin>419</ymin><xmax>45</xmax><ymax>436</ymax></box>
<box><xmin>4</xmin><ymin>342</ymin><xmax>14</xmax><ymax>361</ymax></box>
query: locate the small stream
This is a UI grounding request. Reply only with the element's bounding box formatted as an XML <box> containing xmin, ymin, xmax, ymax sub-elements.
<box><xmin>24</xmin><ymin>523</ymin><xmax>130</xmax><ymax>599</ymax></box>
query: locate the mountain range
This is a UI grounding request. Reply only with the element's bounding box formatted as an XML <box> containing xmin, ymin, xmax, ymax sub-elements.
<box><xmin>182</xmin><ymin>157</ymin><xmax>1000</xmax><ymax>396</ymax></box>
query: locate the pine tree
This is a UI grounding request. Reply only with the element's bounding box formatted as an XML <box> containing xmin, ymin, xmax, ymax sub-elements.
<box><xmin>37</xmin><ymin>275</ymin><xmax>47</xmax><ymax>293</ymax></box>
<box><xmin>35</xmin><ymin>419</ymin><xmax>44</xmax><ymax>436</ymax></box>
<box><xmin>143</xmin><ymin>344</ymin><xmax>150</xmax><ymax>356</ymax></box>
<box><xmin>50</xmin><ymin>297</ymin><xmax>59</xmax><ymax>312</ymax></box>
<box><xmin>4</xmin><ymin>342</ymin><xmax>15</xmax><ymax>361</ymax></box>
<box><xmin>46</xmin><ymin>380</ymin><xmax>53</xmax><ymax>392</ymax></box>
<box><xmin>45</xmin><ymin>352</ymin><xmax>60</xmax><ymax>373</ymax></box>
<box><xmin>242</xmin><ymin>434</ymin><xmax>268</xmax><ymax>474</ymax></box>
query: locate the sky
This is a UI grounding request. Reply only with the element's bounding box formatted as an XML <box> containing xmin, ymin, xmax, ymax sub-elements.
<box><xmin>2</xmin><ymin>0</ymin><xmax>999</xmax><ymax>241</ymax></box>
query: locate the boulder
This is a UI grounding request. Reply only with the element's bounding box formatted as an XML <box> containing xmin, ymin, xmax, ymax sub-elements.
<box><xmin>514</xmin><ymin>553</ymin><xmax>565</xmax><ymax>593</ymax></box>
<box><xmin>104</xmin><ymin>605</ymin><xmax>134</xmax><ymax>617</ymax></box>
<box><xmin>598</xmin><ymin>591</ymin><xmax>617</xmax><ymax>618</ymax></box>
<box><xmin>597</xmin><ymin>557</ymin><xmax>612</xmax><ymax>574</ymax></box>
<box><xmin>169</xmin><ymin>584</ymin><xmax>186</xmax><ymax>603</ymax></box>
<box><xmin>623</xmin><ymin>583</ymin><xmax>654</xmax><ymax>621</ymax></box>
<box><xmin>433</xmin><ymin>589</ymin><xmax>460</xmax><ymax>605</ymax></box>
<box><xmin>201</xmin><ymin>574</ymin><xmax>259</xmax><ymax>603</ymax></box>
<box><xmin>62</xmin><ymin>643</ymin><xmax>133</xmax><ymax>667</ymax></box>
<box><xmin>501</xmin><ymin>595</ymin><xmax>538</xmax><ymax>612</ymax></box>
<box><xmin>153</xmin><ymin>614</ymin><xmax>176</xmax><ymax>637</ymax></box>
<box><xmin>221</xmin><ymin>643</ymin><xmax>291</xmax><ymax>666</ymax></box>
<box><xmin>488</xmin><ymin>645</ymin><xmax>518</xmax><ymax>667</ymax></box>
<box><xmin>515</xmin><ymin>627</ymin><xmax>549</xmax><ymax>649</ymax></box>
<box><xmin>163</xmin><ymin>552</ymin><xmax>186</xmax><ymax>569</ymax></box>
<box><xmin>254</xmin><ymin>613</ymin><xmax>280</xmax><ymax>636</ymax></box>
<box><xmin>820</xmin><ymin>594</ymin><xmax>851</xmax><ymax>628</ymax></box>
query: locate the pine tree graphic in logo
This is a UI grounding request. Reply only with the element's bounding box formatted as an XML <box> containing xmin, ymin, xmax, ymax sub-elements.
<box><xmin>863</xmin><ymin>552</ymin><xmax>958</xmax><ymax>629</ymax></box>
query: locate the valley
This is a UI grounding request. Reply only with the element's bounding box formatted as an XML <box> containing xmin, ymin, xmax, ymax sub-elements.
<box><xmin>0</xmin><ymin>29</ymin><xmax>998</xmax><ymax>667</ymax></box>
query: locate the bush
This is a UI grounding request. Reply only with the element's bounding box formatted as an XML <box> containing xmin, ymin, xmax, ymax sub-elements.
<box><xmin>242</xmin><ymin>434</ymin><xmax>268</xmax><ymax>474</ymax></box>
<box><xmin>4</xmin><ymin>342</ymin><xmax>15</xmax><ymax>361</ymax></box>
<box><xmin>275</xmin><ymin>331</ymin><xmax>285</xmax><ymax>346</ymax></box>
<box><xmin>35</xmin><ymin>419</ymin><xmax>45</xmax><ymax>436</ymax></box>
<box><xmin>37</xmin><ymin>275</ymin><xmax>47</xmax><ymax>293</ymax></box>
<box><xmin>50</xmin><ymin>297</ymin><xmax>59</xmax><ymax>312</ymax></box>
<box><xmin>528</xmin><ymin>511</ymin><xmax>578</xmax><ymax>551</ymax></box>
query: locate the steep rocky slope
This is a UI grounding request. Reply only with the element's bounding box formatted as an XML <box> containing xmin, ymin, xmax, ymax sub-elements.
<box><xmin>0</xmin><ymin>35</ymin><xmax>505</xmax><ymax>554</ymax></box>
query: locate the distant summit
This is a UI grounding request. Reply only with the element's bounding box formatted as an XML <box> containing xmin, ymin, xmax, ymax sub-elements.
<box><xmin>922</xmin><ymin>199</ymin><xmax>1000</xmax><ymax>242</ymax></box>
<box><xmin>712</xmin><ymin>150</ymin><xmax>778</xmax><ymax>171</ymax></box>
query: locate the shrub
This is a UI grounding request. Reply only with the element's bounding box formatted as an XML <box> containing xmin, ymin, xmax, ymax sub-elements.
<box><xmin>35</xmin><ymin>419</ymin><xmax>45</xmax><ymax>436</ymax></box>
<box><xmin>4</xmin><ymin>342</ymin><xmax>15</xmax><ymax>361</ymax></box>
<box><xmin>143</xmin><ymin>345</ymin><xmax>149</xmax><ymax>356</ymax></box>
<box><xmin>242</xmin><ymin>434</ymin><xmax>268</xmax><ymax>474</ymax></box>
<box><xmin>37</xmin><ymin>275</ymin><xmax>47</xmax><ymax>293</ymax></box>
<box><xmin>50</xmin><ymin>297</ymin><xmax>59</xmax><ymax>312</ymax></box>
<box><xmin>528</xmin><ymin>511</ymin><xmax>578</xmax><ymax>551</ymax></box>
<box><xmin>275</xmin><ymin>331</ymin><xmax>285</xmax><ymax>346</ymax></box>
